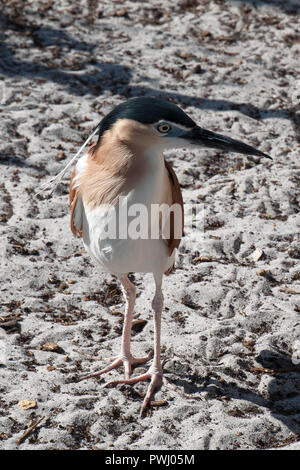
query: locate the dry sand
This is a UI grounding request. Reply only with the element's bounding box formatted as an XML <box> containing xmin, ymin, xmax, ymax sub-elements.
<box><xmin>0</xmin><ymin>0</ymin><xmax>299</xmax><ymax>450</ymax></box>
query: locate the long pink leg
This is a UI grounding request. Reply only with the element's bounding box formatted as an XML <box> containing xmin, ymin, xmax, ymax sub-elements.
<box><xmin>79</xmin><ymin>275</ymin><xmax>151</xmax><ymax>382</ymax></box>
<box><xmin>104</xmin><ymin>273</ymin><xmax>164</xmax><ymax>416</ymax></box>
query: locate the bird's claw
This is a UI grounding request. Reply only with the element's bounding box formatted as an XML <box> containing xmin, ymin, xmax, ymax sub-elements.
<box><xmin>99</xmin><ymin>369</ymin><xmax>163</xmax><ymax>416</ymax></box>
<box><xmin>140</xmin><ymin>373</ymin><xmax>163</xmax><ymax>417</ymax></box>
<box><xmin>77</xmin><ymin>352</ymin><xmax>153</xmax><ymax>382</ymax></box>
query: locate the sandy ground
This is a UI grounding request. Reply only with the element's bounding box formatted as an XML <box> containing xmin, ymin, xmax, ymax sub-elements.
<box><xmin>0</xmin><ymin>0</ymin><xmax>299</xmax><ymax>450</ymax></box>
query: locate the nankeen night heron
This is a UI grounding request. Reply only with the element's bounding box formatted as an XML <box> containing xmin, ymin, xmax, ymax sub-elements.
<box><xmin>67</xmin><ymin>97</ymin><xmax>271</xmax><ymax>415</ymax></box>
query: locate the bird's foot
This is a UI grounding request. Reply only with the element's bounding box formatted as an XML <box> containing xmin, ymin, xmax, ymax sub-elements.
<box><xmin>78</xmin><ymin>351</ymin><xmax>153</xmax><ymax>382</ymax></box>
<box><xmin>103</xmin><ymin>366</ymin><xmax>163</xmax><ymax>417</ymax></box>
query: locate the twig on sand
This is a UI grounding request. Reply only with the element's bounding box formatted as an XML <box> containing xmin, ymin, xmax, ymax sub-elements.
<box><xmin>17</xmin><ymin>416</ymin><xmax>45</xmax><ymax>446</ymax></box>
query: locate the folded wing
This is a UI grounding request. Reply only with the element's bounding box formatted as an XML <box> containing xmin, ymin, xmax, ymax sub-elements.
<box><xmin>69</xmin><ymin>167</ymin><xmax>83</xmax><ymax>238</ymax></box>
<box><xmin>164</xmin><ymin>159</ymin><xmax>184</xmax><ymax>257</ymax></box>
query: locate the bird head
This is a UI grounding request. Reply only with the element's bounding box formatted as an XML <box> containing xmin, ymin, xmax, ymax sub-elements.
<box><xmin>93</xmin><ymin>96</ymin><xmax>272</xmax><ymax>160</ymax></box>
<box><xmin>37</xmin><ymin>97</ymin><xmax>271</xmax><ymax>196</ymax></box>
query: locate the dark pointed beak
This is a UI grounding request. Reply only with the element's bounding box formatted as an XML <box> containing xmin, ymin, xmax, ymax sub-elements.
<box><xmin>179</xmin><ymin>126</ymin><xmax>272</xmax><ymax>159</ymax></box>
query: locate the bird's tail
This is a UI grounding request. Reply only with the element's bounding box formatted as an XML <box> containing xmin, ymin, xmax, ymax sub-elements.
<box><xmin>35</xmin><ymin>123</ymin><xmax>101</xmax><ymax>196</ymax></box>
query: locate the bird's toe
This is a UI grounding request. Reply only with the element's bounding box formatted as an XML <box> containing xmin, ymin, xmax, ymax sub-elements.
<box><xmin>78</xmin><ymin>353</ymin><xmax>152</xmax><ymax>382</ymax></box>
<box><xmin>140</xmin><ymin>373</ymin><xmax>163</xmax><ymax>417</ymax></box>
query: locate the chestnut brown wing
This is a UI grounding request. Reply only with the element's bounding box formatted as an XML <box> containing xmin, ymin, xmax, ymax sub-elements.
<box><xmin>164</xmin><ymin>159</ymin><xmax>184</xmax><ymax>257</ymax></box>
<box><xmin>69</xmin><ymin>167</ymin><xmax>83</xmax><ymax>238</ymax></box>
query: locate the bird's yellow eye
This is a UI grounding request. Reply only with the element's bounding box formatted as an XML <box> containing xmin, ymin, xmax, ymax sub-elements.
<box><xmin>157</xmin><ymin>123</ymin><xmax>171</xmax><ymax>133</ymax></box>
